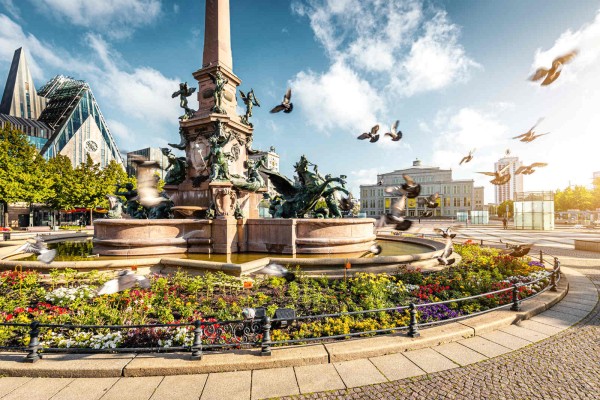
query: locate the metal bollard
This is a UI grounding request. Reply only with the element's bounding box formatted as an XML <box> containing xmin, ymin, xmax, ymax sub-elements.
<box><xmin>550</xmin><ymin>270</ymin><xmax>557</xmax><ymax>292</ymax></box>
<box><xmin>191</xmin><ymin>320</ymin><xmax>203</xmax><ymax>360</ymax></box>
<box><xmin>24</xmin><ymin>321</ymin><xmax>41</xmax><ymax>363</ymax></box>
<box><xmin>480</xmin><ymin>239</ymin><xmax>484</xmax><ymax>247</ymax></box>
<box><xmin>408</xmin><ymin>303</ymin><xmax>420</xmax><ymax>337</ymax></box>
<box><xmin>510</xmin><ymin>284</ymin><xmax>521</xmax><ymax>311</ymax></box>
<box><xmin>261</xmin><ymin>316</ymin><xmax>272</xmax><ymax>356</ymax></box>
<box><xmin>539</xmin><ymin>250</ymin><xmax>544</xmax><ymax>265</ymax></box>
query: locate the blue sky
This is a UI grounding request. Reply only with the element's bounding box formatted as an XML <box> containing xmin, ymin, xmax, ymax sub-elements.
<box><xmin>1</xmin><ymin>0</ymin><xmax>600</xmax><ymax>203</ymax></box>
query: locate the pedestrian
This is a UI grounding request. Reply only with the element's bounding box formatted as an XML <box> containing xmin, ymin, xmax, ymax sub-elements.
<box><xmin>502</xmin><ymin>216</ymin><xmax>508</xmax><ymax>230</ymax></box>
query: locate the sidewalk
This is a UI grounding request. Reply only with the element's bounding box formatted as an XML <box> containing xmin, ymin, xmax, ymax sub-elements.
<box><xmin>0</xmin><ymin>267</ymin><xmax>596</xmax><ymax>400</ymax></box>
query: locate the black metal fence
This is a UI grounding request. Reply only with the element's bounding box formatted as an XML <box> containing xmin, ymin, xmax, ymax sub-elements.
<box><xmin>0</xmin><ymin>239</ymin><xmax>562</xmax><ymax>362</ymax></box>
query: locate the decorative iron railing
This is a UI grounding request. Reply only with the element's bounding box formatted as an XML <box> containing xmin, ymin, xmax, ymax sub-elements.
<box><xmin>0</xmin><ymin>239</ymin><xmax>562</xmax><ymax>362</ymax></box>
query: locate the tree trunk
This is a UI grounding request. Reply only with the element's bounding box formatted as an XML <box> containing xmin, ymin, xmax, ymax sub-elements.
<box><xmin>90</xmin><ymin>207</ymin><xmax>93</xmax><ymax>227</ymax></box>
<box><xmin>1</xmin><ymin>200</ymin><xmax>8</xmax><ymax>228</ymax></box>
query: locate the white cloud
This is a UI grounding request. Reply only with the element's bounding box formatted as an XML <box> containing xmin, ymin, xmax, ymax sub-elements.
<box><xmin>291</xmin><ymin>61</ymin><xmax>384</xmax><ymax>133</ymax></box>
<box><xmin>290</xmin><ymin>0</ymin><xmax>478</xmax><ymax>138</ymax></box>
<box><xmin>0</xmin><ymin>0</ymin><xmax>21</xmax><ymax>21</ymax></box>
<box><xmin>348</xmin><ymin>167</ymin><xmax>383</xmax><ymax>197</ymax></box>
<box><xmin>292</xmin><ymin>0</ymin><xmax>477</xmax><ymax>96</ymax></box>
<box><xmin>34</xmin><ymin>0</ymin><xmax>162</xmax><ymax>39</ymax></box>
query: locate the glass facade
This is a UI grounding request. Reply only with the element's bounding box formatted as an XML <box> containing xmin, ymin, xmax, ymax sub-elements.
<box><xmin>470</xmin><ymin>210</ymin><xmax>489</xmax><ymax>225</ymax></box>
<box><xmin>513</xmin><ymin>192</ymin><xmax>555</xmax><ymax>230</ymax></box>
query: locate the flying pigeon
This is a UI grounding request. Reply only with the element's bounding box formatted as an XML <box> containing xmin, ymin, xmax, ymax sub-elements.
<box><xmin>437</xmin><ymin>237</ymin><xmax>455</xmax><ymax>266</ymax></box>
<box><xmin>500</xmin><ymin>240</ymin><xmax>534</xmax><ymax>257</ymax></box>
<box><xmin>418</xmin><ymin>193</ymin><xmax>439</xmax><ymax>209</ymax></box>
<box><xmin>10</xmin><ymin>236</ymin><xmax>56</xmax><ymax>264</ymax></box>
<box><xmin>134</xmin><ymin>156</ymin><xmax>171</xmax><ymax>208</ymax></box>
<box><xmin>251</xmin><ymin>263</ymin><xmax>295</xmax><ymax>282</ymax></box>
<box><xmin>459</xmin><ymin>149</ymin><xmax>475</xmax><ymax>165</ymax></box>
<box><xmin>375</xmin><ymin>195</ymin><xmax>412</xmax><ymax>232</ymax></box>
<box><xmin>401</xmin><ymin>175</ymin><xmax>421</xmax><ymax>198</ymax></box>
<box><xmin>515</xmin><ymin>163</ymin><xmax>548</xmax><ymax>175</ymax></box>
<box><xmin>434</xmin><ymin>227</ymin><xmax>456</xmax><ymax>239</ymax></box>
<box><xmin>96</xmin><ymin>270</ymin><xmax>151</xmax><ymax>295</ymax></box>
<box><xmin>270</xmin><ymin>88</ymin><xmax>293</xmax><ymax>113</ymax></box>
<box><xmin>420</xmin><ymin>210</ymin><xmax>433</xmax><ymax>218</ymax></box>
<box><xmin>384</xmin><ymin>120</ymin><xmax>402</xmax><ymax>141</ymax></box>
<box><xmin>529</xmin><ymin>50</ymin><xmax>578</xmax><ymax>86</ymax></box>
<box><xmin>478</xmin><ymin>164</ymin><xmax>512</xmax><ymax>186</ymax></box>
<box><xmin>357</xmin><ymin>125</ymin><xmax>380</xmax><ymax>143</ymax></box>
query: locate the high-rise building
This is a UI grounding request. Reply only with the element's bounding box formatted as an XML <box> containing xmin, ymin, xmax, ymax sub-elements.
<box><xmin>494</xmin><ymin>151</ymin><xmax>523</xmax><ymax>204</ymax></box>
<box><xmin>0</xmin><ymin>48</ymin><xmax>123</xmax><ymax>168</ymax></box>
<box><xmin>360</xmin><ymin>159</ymin><xmax>482</xmax><ymax>218</ymax></box>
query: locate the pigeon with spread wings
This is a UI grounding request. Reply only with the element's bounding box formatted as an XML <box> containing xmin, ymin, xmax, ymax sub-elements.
<box><xmin>9</xmin><ymin>236</ymin><xmax>56</xmax><ymax>264</ymax></box>
<box><xmin>97</xmin><ymin>270</ymin><xmax>151</xmax><ymax>295</ymax></box>
<box><xmin>434</xmin><ymin>227</ymin><xmax>456</xmax><ymax>239</ymax></box>
<box><xmin>478</xmin><ymin>164</ymin><xmax>512</xmax><ymax>186</ymax></box>
<box><xmin>375</xmin><ymin>194</ymin><xmax>412</xmax><ymax>232</ymax></box>
<box><xmin>270</xmin><ymin>88</ymin><xmax>293</xmax><ymax>113</ymax></box>
<box><xmin>515</xmin><ymin>163</ymin><xmax>548</xmax><ymax>175</ymax></box>
<box><xmin>384</xmin><ymin>120</ymin><xmax>402</xmax><ymax>141</ymax></box>
<box><xmin>437</xmin><ymin>237</ymin><xmax>455</xmax><ymax>266</ymax></box>
<box><xmin>529</xmin><ymin>50</ymin><xmax>578</xmax><ymax>86</ymax></box>
<box><xmin>357</xmin><ymin>125</ymin><xmax>380</xmax><ymax>143</ymax></box>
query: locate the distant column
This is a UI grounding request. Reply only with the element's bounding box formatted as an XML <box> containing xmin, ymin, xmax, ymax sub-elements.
<box><xmin>202</xmin><ymin>0</ymin><xmax>233</xmax><ymax>70</ymax></box>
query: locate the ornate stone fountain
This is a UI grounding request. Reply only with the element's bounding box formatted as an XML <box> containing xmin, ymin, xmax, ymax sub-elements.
<box><xmin>93</xmin><ymin>0</ymin><xmax>375</xmax><ymax>256</ymax></box>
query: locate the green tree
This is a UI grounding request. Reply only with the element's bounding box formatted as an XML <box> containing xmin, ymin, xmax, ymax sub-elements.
<box><xmin>46</xmin><ymin>155</ymin><xmax>77</xmax><ymax>211</ymax></box>
<box><xmin>71</xmin><ymin>154</ymin><xmax>105</xmax><ymax>225</ymax></box>
<box><xmin>0</xmin><ymin>124</ymin><xmax>52</xmax><ymax>227</ymax></box>
<box><xmin>497</xmin><ymin>200</ymin><xmax>513</xmax><ymax>218</ymax></box>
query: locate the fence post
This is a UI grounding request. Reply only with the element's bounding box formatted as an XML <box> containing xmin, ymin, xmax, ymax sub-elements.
<box><xmin>191</xmin><ymin>320</ymin><xmax>202</xmax><ymax>360</ymax></box>
<box><xmin>551</xmin><ymin>258</ymin><xmax>560</xmax><ymax>292</ymax></box>
<box><xmin>24</xmin><ymin>320</ymin><xmax>41</xmax><ymax>363</ymax></box>
<box><xmin>408</xmin><ymin>303</ymin><xmax>420</xmax><ymax>338</ymax></box>
<box><xmin>261</xmin><ymin>316</ymin><xmax>272</xmax><ymax>356</ymax></box>
<box><xmin>539</xmin><ymin>250</ymin><xmax>543</xmax><ymax>265</ymax></box>
<box><xmin>510</xmin><ymin>284</ymin><xmax>521</xmax><ymax>311</ymax></box>
<box><xmin>480</xmin><ymin>239</ymin><xmax>484</xmax><ymax>247</ymax></box>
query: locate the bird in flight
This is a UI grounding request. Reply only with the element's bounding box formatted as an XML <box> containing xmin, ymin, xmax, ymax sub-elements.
<box><xmin>512</xmin><ymin>119</ymin><xmax>549</xmax><ymax>143</ymax></box>
<box><xmin>97</xmin><ymin>270</ymin><xmax>151</xmax><ymax>295</ymax></box>
<box><xmin>515</xmin><ymin>163</ymin><xmax>548</xmax><ymax>175</ymax></box>
<box><xmin>459</xmin><ymin>149</ymin><xmax>476</xmax><ymax>165</ymax></box>
<box><xmin>270</xmin><ymin>88</ymin><xmax>293</xmax><ymax>113</ymax></box>
<box><xmin>437</xmin><ymin>237</ymin><xmax>455</xmax><ymax>266</ymax></box>
<box><xmin>10</xmin><ymin>236</ymin><xmax>56</xmax><ymax>264</ymax></box>
<box><xmin>529</xmin><ymin>49</ymin><xmax>578</xmax><ymax>86</ymax></box>
<box><xmin>478</xmin><ymin>164</ymin><xmax>512</xmax><ymax>185</ymax></box>
<box><xmin>384</xmin><ymin>120</ymin><xmax>402</xmax><ymax>141</ymax></box>
<box><xmin>357</xmin><ymin>125</ymin><xmax>380</xmax><ymax>143</ymax></box>
<box><xmin>375</xmin><ymin>194</ymin><xmax>412</xmax><ymax>232</ymax></box>
<box><xmin>434</xmin><ymin>227</ymin><xmax>457</xmax><ymax>239</ymax></box>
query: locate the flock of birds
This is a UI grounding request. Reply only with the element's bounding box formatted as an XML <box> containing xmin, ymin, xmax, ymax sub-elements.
<box><xmin>358</xmin><ymin>51</ymin><xmax>581</xmax><ymax>264</ymax></box>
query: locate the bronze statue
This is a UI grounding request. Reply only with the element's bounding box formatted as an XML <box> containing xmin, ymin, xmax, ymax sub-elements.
<box><xmin>261</xmin><ymin>155</ymin><xmax>350</xmax><ymax>218</ymax></box>
<box><xmin>161</xmin><ymin>148</ymin><xmax>187</xmax><ymax>185</ymax></box>
<box><xmin>168</xmin><ymin>127</ymin><xmax>187</xmax><ymax>150</ymax></box>
<box><xmin>115</xmin><ymin>183</ymin><xmax>144</xmax><ymax>218</ymax></box>
<box><xmin>231</xmin><ymin>155</ymin><xmax>267</xmax><ymax>192</ymax></box>
<box><xmin>172</xmin><ymin>82</ymin><xmax>196</xmax><ymax>120</ymax></box>
<box><xmin>106</xmin><ymin>195</ymin><xmax>124</xmax><ymax>219</ymax></box>
<box><xmin>204</xmin><ymin>121</ymin><xmax>233</xmax><ymax>181</ymax></box>
<box><xmin>209</xmin><ymin>71</ymin><xmax>228</xmax><ymax>114</ymax></box>
<box><xmin>239</xmin><ymin>89</ymin><xmax>260</xmax><ymax>126</ymax></box>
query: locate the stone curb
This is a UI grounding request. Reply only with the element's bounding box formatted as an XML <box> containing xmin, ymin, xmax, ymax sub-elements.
<box><xmin>0</xmin><ymin>269</ymin><xmax>577</xmax><ymax>378</ymax></box>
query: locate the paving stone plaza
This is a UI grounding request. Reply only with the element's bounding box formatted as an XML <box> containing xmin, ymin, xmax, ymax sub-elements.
<box><xmin>0</xmin><ymin>224</ymin><xmax>598</xmax><ymax>399</ymax></box>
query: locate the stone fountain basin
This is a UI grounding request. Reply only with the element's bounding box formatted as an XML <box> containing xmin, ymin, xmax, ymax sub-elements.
<box><xmin>92</xmin><ymin>218</ymin><xmax>378</xmax><ymax>256</ymax></box>
<box><xmin>0</xmin><ymin>235</ymin><xmax>452</xmax><ymax>278</ymax></box>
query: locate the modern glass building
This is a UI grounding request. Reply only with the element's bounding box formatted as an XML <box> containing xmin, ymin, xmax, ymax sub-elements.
<box><xmin>513</xmin><ymin>191</ymin><xmax>554</xmax><ymax>230</ymax></box>
<box><xmin>0</xmin><ymin>48</ymin><xmax>123</xmax><ymax>168</ymax></box>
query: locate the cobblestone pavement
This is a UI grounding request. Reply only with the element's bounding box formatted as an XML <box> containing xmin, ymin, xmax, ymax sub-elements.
<box><xmin>282</xmin><ymin>266</ymin><xmax>600</xmax><ymax>400</ymax></box>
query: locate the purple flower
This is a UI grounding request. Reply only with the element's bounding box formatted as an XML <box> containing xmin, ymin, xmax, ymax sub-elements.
<box><xmin>418</xmin><ymin>303</ymin><xmax>463</xmax><ymax>323</ymax></box>
<box><xmin>528</xmin><ymin>261</ymin><xmax>544</xmax><ymax>268</ymax></box>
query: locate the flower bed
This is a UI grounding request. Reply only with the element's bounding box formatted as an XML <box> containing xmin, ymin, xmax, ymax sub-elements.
<box><xmin>0</xmin><ymin>244</ymin><xmax>550</xmax><ymax>350</ymax></box>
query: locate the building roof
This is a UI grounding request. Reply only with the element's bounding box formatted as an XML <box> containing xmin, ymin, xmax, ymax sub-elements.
<box><xmin>0</xmin><ymin>113</ymin><xmax>51</xmax><ymax>136</ymax></box>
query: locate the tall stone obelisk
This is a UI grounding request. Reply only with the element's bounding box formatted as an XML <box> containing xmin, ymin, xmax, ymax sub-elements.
<box><xmin>169</xmin><ymin>0</ymin><xmax>258</xmax><ymax>253</ymax></box>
